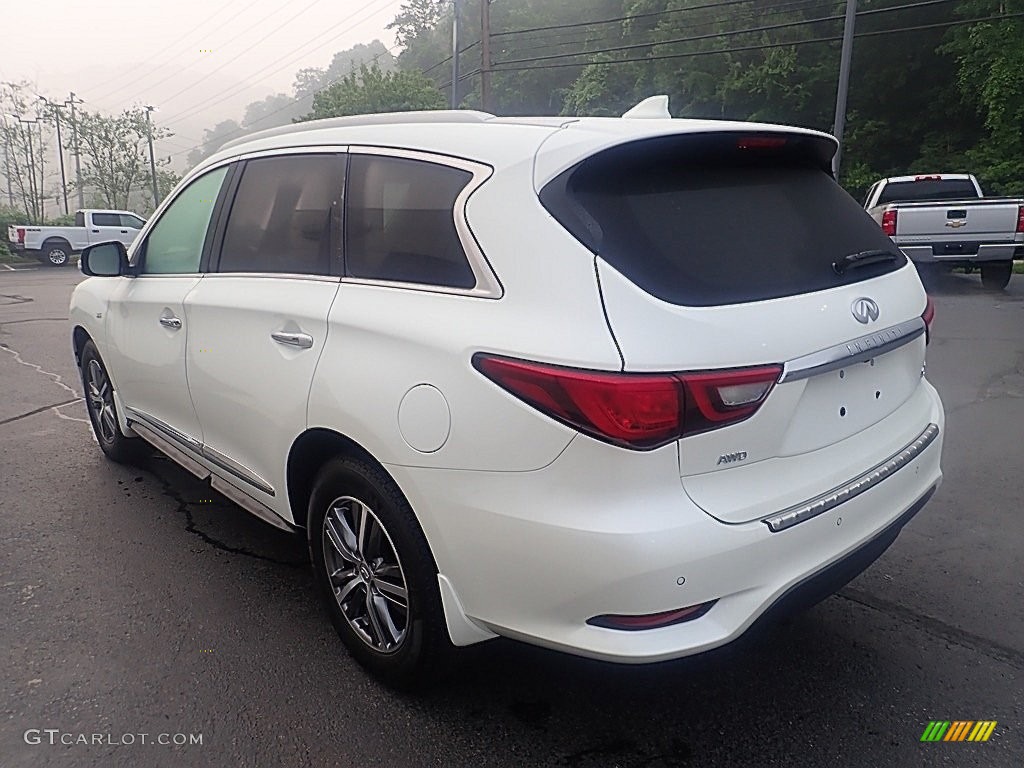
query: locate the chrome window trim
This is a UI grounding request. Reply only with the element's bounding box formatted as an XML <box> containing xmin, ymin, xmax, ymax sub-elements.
<box><xmin>780</xmin><ymin>317</ymin><xmax>925</xmax><ymax>383</ymax></box>
<box><xmin>201</xmin><ymin>272</ymin><xmax>340</xmax><ymax>283</ymax></box>
<box><xmin>763</xmin><ymin>423</ymin><xmax>940</xmax><ymax>533</ymax></box>
<box><xmin>342</xmin><ymin>145</ymin><xmax>503</xmax><ymax>299</ymax></box>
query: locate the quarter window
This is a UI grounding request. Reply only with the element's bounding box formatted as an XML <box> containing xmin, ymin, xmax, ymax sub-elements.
<box><xmin>218</xmin><ymin>154</ymin><xmax>343</xmax><ymax>275</ymax></box>
<box><xmin>345</xmin><ymin>155</ymin><xmax>475</xmax><ymax>289</ymax></box>
<box><xmin>140</xmin><ymin>167</ymin><xmax>227</xmax><ymax>274</ymax></box>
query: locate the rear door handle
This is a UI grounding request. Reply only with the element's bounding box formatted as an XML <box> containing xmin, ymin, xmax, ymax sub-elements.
<box><xmin>159</xmin><ymin>316</ymin><xmax>182</xmax><ymax>330</ymax></box>
<box><xmin>271</xmin><ymin>331</ymin><xmax>313</xmax><ymax>349</ymax></box>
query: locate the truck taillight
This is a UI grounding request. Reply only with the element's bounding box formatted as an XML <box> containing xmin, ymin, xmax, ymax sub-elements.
<box><xmin>1016</xmin><ymin>205</ymin><xmax>1024</xmax><ymax>233</ymax></box>
<box><xmin>16</xmin><ymin>227</ymin><xmax>25</xmax><ymax>244</ymax></box>
<box><xmin>472</xmin><ymin>354</ymin><xmax>781</xmax><ymax>450</ymax></box>
<box><xmin>881</xmin><ymin>209</ymin><xmax>897</xmax><ymax>237</ymax></box>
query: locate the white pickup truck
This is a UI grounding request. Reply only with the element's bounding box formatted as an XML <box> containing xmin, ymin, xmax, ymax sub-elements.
<box><xmin>864</xmin><ymin>174</ymin><xmax>1024</xmax><ymax>290</ymax></box>
<box><xmin>7</xmin><ymin>209</ymin><xmax>146</xmax><ymax>267</ymax></box>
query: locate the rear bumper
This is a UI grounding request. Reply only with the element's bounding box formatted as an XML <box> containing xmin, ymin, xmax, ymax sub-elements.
<box><xmin>899</xmin><ymin>241</ymin><xmax>1019</xmax><ymax>263</ymax></box>
<box><xmin>390</xmin><ymin>384</ymin><xmax>945</xmax><ymax>663</ymax></box>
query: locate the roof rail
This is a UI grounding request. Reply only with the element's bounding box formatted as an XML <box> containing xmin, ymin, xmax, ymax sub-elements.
<box><xmin>217</xmin><ymin>109</ymin><xmax>497</xmax><ymax>152</ymax></box>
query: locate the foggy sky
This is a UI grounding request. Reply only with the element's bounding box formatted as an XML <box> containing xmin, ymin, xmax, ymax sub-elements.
<box><xmin>2</xmin><ymin>0</ymin><xmax>401</xmax><ymax>165</ymax></box>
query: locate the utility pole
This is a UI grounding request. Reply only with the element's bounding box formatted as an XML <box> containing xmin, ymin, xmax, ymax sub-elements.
<box><xmin>67</xmin><ymin>92</ymin><xmax>84</xmax><ymax>209</ymax></box>
<box><xmin>450</xmin><ymin>0</ymin><xmax>462</xmax><ymax>109</ymax></box>
<box><xmin>40</xmin><ymin>98</ymin><xmax>69</xmax><ymax>215</ymax></box>
<box><xmin>480</xmin><ymin>0</ymin><xmax>492</xmax><ymax>113</ymax></box>
<box><xmin>831</xmin><ymin>0</ymin><xmax>857</xmax><ymax>179</ymax></box>
<box><xmin>145</xmin><ymin>106</ymin><xmax>159</xmax><ymax>208</ymax></box>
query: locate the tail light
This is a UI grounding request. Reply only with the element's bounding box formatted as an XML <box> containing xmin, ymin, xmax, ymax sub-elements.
<box><xmin>922</xmin><ymin>295</ymin><xmax>935</xmax><ymax>344</ymax></box>
<box><xmin>472</xmin><ymin>354</ymin><xmax>781</xmax><ymax>450</ymax></box>
<box><xmin>1016</xmin><ymin>205</ymin><xmax>1023</xmax><ymax>233</ymax></box>
<box><xmin>16</xmin><ymin>227</ymin><xmax>25</xmax><ymax>244</ymax></box>
<box><xmin>881</xmin><ymin>209</ymin><xmax>897</xmax><ymax>237</ymax></box>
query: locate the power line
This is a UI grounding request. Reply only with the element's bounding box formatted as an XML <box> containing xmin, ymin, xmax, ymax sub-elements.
<box><xmin>493</xmin><ymin>0</ymin><xmax>959</xmax><ymax>68</ymax></box>
<box><xmin>158</xmin><ymin>0</ymin><xmax>400</xmax><ymax>128</ymax></box>
<box><xmin>490</xmin><ymin>11</ymin><xmax>1024</xmax><ymax>73</ymax></box>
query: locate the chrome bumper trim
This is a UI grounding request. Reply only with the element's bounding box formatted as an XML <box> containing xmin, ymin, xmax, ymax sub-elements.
<box><xmin>764</xmin><ymin>422</ymin><xmax>940</xmax><ymax>533</ymax></box>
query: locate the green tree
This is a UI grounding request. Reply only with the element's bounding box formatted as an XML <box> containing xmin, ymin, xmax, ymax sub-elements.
<box><xmin>186</xmin><ymin>119</ymin><xmax>243</xmax><ymax>168</ymax></box>
<box><xmin>301</xmin><ymin>63</ymin><xmax>445</xmax><ymax>119</ymax></box>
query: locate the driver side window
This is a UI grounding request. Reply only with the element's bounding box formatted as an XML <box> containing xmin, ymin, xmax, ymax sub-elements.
<box><xmin>140</xmin><ymin>166</ymin><xmax>227</xmax><ymax>274</ymax></box>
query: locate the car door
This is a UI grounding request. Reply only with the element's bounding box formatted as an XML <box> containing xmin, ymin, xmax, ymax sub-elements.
<box><xmin>103</xmin><ymin>166</ymin><xmax>230</xmax><ymax>451</ymax></box>
<box><xmin>184</xmin><ymin>151</ymin><xmax>345</xmax><ymax>520</ymax></box>
<box><xmin>119</xmin><ymin>213</ymin><xmax>146</xmax><ymax>247</ymax></box>
<box><xmin>89</xmin><ymin>212</ymin><xmax>128</xmax><ymax>246</ymax></box>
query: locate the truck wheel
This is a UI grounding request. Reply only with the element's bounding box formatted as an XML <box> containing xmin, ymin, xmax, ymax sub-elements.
<box><xmin>980</xmin><ymin>262</ymin><xmax>1012</xmax><ymax>291</ymax></box>
<box><xmin>41</xmin><ymin>240</ymin><xmax>71</xmax><ymax>267</ymax></box>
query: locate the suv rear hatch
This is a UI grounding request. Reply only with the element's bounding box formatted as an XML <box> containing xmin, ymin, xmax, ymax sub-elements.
<box><xmin>540</xmin><ymin>130</ymin><xmax>934</xmax><ymax>525</ymax></box>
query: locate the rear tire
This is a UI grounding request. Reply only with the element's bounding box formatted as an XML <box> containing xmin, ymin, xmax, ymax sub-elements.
<box><xmin>308</xmin><ymin>456</ymin><xmax>453</xmax><ymax>688</ymax></box>
<box><xmin>41</xmin><ymin>240</ymin><xmax>71</xmax><ymax>267</ymax></box>
<box><xmin>980</xmin><ymin>261</ymin><xmax>1012</xmax><ymax>291</ymax></box>
<box><xmin>80</xmin><ymin>340</ymin><xmax>150</xmax><ymax>464</ymax></box>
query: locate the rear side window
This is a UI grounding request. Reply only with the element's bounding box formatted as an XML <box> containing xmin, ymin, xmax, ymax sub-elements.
<box><xmin>345</xmin><ymin>155</ymin><xmax>475</xmax><ymax>289</ymax></box>
<box><xmin>92</xmin><ymin>213</ymin><xmax>120</xmax><ymax>226</ymax></box>
<box><xmin>218</xmin><ymin>154</ymin><xmax>343</xmax><ymax>275</ymax></box>
<box><xmin>540</xmin><ymin>133</ymin><xmax>906</xmax><ymax>307</ymax></box>
<box><xmin>876</xmin><ymin>179</ymin><xmax>978</xmax><ymax>205</ymax></box>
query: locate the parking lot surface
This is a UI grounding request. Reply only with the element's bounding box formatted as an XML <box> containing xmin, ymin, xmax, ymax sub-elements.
<box><xmin>1</xmin><ymin>266</ymin><xmax>1021</xmax><ymax>767</ymax></box>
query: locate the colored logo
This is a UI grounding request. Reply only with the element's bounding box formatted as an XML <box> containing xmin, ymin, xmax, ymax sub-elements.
<box><xmin>920</xmin><ymin>721</ymin><xmax>997</xmax><ymax>742</ymax></box>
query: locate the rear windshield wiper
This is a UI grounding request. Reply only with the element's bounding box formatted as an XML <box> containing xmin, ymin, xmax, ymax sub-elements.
<box><xmin>832</xmin><ymin>249</ymin><xmax>898</xmax><ymax>275</ymax></box>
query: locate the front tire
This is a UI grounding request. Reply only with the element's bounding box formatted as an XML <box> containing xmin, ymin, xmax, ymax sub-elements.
<box><xmin>980</xmin><ymin>262</ymin><xmax>1012</xmax><ymax>291</ymax></box>
<box><xmin>309</xmin><ymin>456</ymin><xmax>453</xmax><ymax>688</ymax></box>
<box><xmin>80</xmin><ymin>341</ymin><xmax>149</xmax><ymax>464</ymax></box>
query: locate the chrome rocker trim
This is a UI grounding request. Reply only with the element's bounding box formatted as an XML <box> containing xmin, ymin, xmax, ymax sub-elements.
<box><xmin>763</xmin><ymin>422</ymin><xmax>940</xmax><ymax>533</ymax></box>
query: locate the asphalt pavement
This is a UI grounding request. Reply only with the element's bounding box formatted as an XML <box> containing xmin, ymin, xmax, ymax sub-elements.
<box><xmin>1</xmin><ymin>264</ymin><xmax>1021</xmax><ymax>768</ymax></box>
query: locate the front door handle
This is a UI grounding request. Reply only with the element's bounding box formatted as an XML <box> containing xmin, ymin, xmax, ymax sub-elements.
<box><xmin>271</xmin><ymin>331</ymin><xmax>313</xmax><ymax>349</ymax></box>
<box><xmin>159</xmin><ymin>316</ymin><xmax>182</xmax><ymax>330</ymax></box>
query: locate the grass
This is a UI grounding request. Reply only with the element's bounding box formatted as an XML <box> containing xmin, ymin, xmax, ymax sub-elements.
<box><xmin>0</xmin><ymin>251</ymin><xmax>37</xmax><ymax>264</ymax></box>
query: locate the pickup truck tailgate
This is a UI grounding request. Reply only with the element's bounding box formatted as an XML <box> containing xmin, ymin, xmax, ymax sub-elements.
<box><xmin>896</xmin><ymin>199</ymin><xmax>1019</xmax><ymax>242</ymax></box>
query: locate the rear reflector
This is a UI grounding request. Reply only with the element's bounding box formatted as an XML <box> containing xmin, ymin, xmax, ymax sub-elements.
<box><xmin>1016</xmin><ymin>205</ymin><xmax>1024</xmax><ymax>234</ymax></box>
<box><xmin>881</xmin><ymin>209</ymin><xmax>897</xmax><ymax>237</ymax></box>
<box><xmin>588</xmin><ymin>600</ymin><xmax>718</xmax><ymax>631</ymax></box>
<box><xmin>473</xmin><ymin>354</ymin><xmax>781</xmax><ymax>450</ymax></box>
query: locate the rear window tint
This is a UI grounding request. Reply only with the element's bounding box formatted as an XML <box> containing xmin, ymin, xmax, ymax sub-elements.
<box><xmin>876</xmin><ymin>179</ymin><xmax>978</xmax><ymax>204</ymax></box>
<box><xmin>540</xmin><ymin>133</ymin><xmax>906</xmax><ymax>307</ymax></box>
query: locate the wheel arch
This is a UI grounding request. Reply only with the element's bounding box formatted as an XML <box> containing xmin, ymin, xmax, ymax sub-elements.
<box><xmin>41</xmin><ymin>236</ymin><xmax>73</xmax><ymax>252</ymax></box>
<box><xmin>287</xmin><ymin>428</ymin><xmax>393</xmax><ymax>532</ymax></box>
<box><xmin>72</xmin><ymin>325</ymin><xmax>92</xmax><ymax>366</ymax></box>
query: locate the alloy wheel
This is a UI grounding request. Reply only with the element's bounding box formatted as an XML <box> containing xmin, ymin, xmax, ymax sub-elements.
<box><xmin>86</xmin><ymin>359</ymin><xmax>118</xmax><ymax>443</ymax></box>
<box><xmin>49</xmin><ymin>249</ymin><xmax>68</xmax><ymax>265</ymax></box>
<box><xmin>322</xmin><ymin>496</ymin><xmax>409</xmax><ymax>654</ymax></box>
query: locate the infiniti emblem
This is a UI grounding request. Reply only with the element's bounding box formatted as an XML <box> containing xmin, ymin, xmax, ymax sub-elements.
<box><xmin>851</xmin><ymin>297</ymin><xmax>880</xmax><ymax>324</ymax></box>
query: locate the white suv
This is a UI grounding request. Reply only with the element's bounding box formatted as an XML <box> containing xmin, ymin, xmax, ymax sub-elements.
<box><xmin>70</xmin><ymin>100</ymin><xmax>944</xmax><ymax>686</ymax></box>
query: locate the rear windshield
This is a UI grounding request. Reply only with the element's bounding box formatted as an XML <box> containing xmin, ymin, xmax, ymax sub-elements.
<box><xmin>539</xmin><ymin>133</ymin><xmax>906</xmax><ymax>307</ymax></box>
<box><xmin>876</xmin><ymin>179</ymin><xmax>978</xmax><ymax>204</ymax></box>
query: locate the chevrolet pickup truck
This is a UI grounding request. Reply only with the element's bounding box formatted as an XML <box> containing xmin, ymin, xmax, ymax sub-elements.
<box><xmin>864</xmin><ymin>174</ymin><xmax>1024</xmax><ymax>290</ymax></box>
<box><xmin>7</xmin><ymin>209</ymin><xmax>146</xmax><ymax>267</ymax></box>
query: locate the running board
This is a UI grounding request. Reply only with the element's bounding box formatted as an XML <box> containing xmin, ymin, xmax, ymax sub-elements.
<box><xmin>129</xmin><ymin>420</ymin><xmax>295</xmax><ymax>534</ymax></box>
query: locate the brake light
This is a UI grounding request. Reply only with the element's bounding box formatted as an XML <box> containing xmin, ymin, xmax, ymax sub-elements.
<box><xmin>16</xmin><ymin>227</ymin><xmax>25</xmax><ymax>244</ymax></box>
<box><xmin>472</xmin><ymin>354</ymin><xmax>781</xmax><ymax>450</ymax></box>
<box><xmin>914</xmin><ymin>175</ymin><xmax>942</xmax><ymax>181</ymax></box>
<box><xmin>737</xmin><ymin>136</ymin><xmax>787</xmax><ymax>150</ymax></box>
<box><xmin>922</xmin><ymin>295</ymin><xmax>935</xmax><ymax>344</ymax></box>
<box><xmin>881</xmin><ymin>209</ymin><xmax>898</xmax><ymax>237</ymax></box>
<box><xmin>1016</xmin><ymin>205</ymin><xmax>1024</xmax><ymax>233</ymax></box>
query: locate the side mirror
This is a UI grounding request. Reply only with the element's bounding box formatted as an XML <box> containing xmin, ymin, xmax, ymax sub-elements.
<box><xmin>81</xmin><ymin>241</ymin><xmax>129</xmax><ymax>277</ymax></box>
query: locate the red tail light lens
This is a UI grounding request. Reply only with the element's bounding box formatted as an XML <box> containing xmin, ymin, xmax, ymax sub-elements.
<box><xmin>737</xmin><ymin>136</ymin><xmax>787</xmax><ymax>150</ymax></box>
<box><xmin>922</xmin><ymin>295</ymin><xmax>935</xmax><ymax>344</ymax></box>
<box><xmin>881</xmin><ymin>209</ymin><xmax>898</xmax><ymax>237</ymax></box>
<box><xmin>473</xmin><ymin>354</ymin><xmax>781</xmax><ymax>450</ymax></box>
<box><xmin>1016</xmin><ymin>205</ymin><xmax>1023</xmax><ymax>234</ymax></box>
